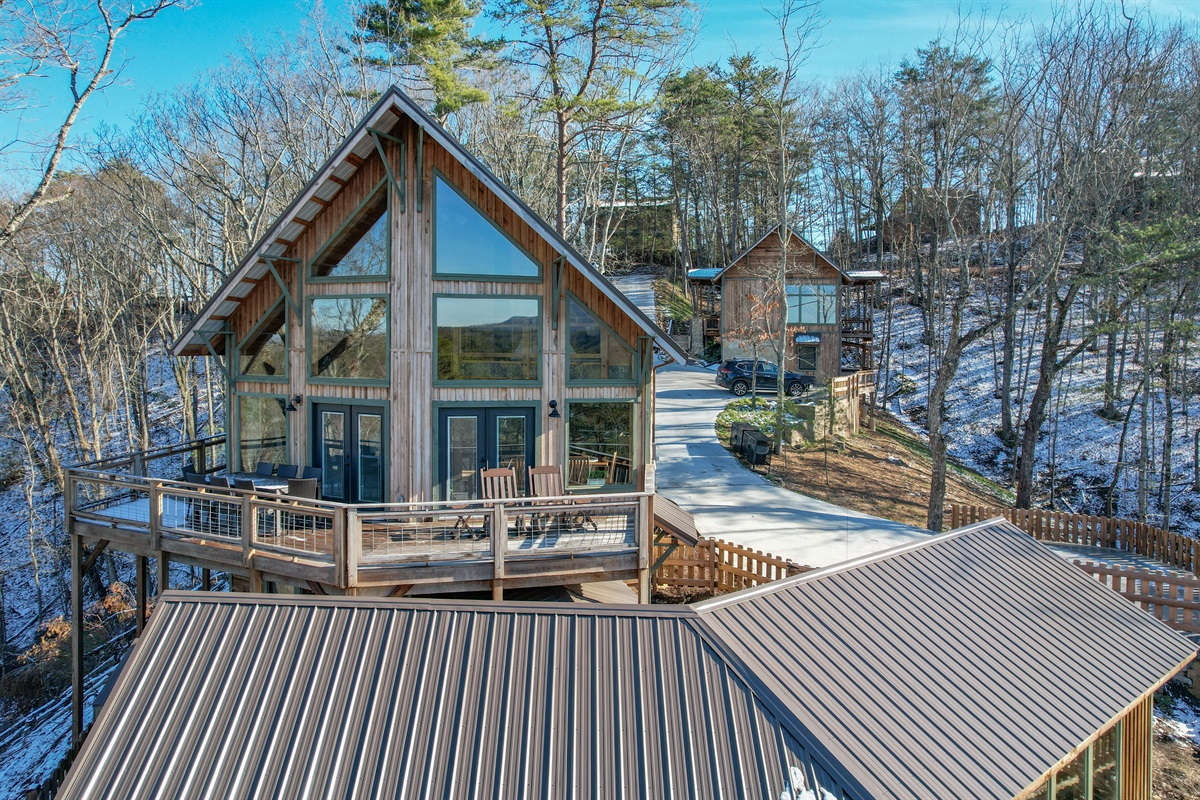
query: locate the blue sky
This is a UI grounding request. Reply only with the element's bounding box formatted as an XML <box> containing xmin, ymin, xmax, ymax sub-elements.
<box><xmin>6</xmin><ymin>0</ymin><xmax>1199</xmax><ymax>171</ymax></box>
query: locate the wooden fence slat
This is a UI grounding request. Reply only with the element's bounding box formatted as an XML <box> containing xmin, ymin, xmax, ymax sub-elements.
<box><xmin>652</xmin><ymin>533</ymin><xmax>812</xmax><ymax>594</ymax></box>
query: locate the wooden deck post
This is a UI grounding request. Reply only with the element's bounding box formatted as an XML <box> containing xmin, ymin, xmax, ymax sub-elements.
<box><xmin>157</xmin><ymin>553</ymin><xmax>170</xmax><ymax>594</ymax></box>
<box><xmin>637</xmin><ymin>495</ymin><xmax>651</xmax><ymax>604</ymax></box>
<box><xmin>492</xmin><ymin>502</ymin><xmax>506</xmax><ymax>601</ymax></box>
<box><xmin>70</xmin><ymin>529</ymin><xmax>84</xmax><ymax>747</ymax></box>
<box><xmin>201</xmin><ymin>567</ymin><xmax>211</xmax><ymax>592</ymax></box>
<box><xmin>135</xmin><ymin>555</ymin><xmax>148</xmax><ymax>633</ymax></box>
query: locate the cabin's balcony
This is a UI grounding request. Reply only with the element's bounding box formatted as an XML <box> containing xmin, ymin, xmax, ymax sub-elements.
<box><xmin>66</xmin><ymin>436</ymin><xmax>650</xmax><ymax>596</ymax></box>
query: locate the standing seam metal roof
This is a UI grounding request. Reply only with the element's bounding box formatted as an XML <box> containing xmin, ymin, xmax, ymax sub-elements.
<box><xmin>58</xmin><ymin>520</ymin><xmax>1197</xmax><ymax>800</ymax></box>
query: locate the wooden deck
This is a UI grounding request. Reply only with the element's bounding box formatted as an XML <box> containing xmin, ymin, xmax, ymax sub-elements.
<box><xmin>68</xmin><ymin>467</ymin><xmax>650</xmax><ymax>598</ymax></box>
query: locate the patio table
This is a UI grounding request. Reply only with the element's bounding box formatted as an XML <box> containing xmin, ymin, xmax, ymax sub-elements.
<box><xmin>216</xmin><ymin>472</ymin><xmax>290</xmax><ymax>492</ymax></box>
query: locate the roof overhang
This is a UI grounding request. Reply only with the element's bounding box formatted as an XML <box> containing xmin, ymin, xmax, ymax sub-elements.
<box><xmin>713</xmin><ymin>224</ymin><xmax>849</xmax><ymax>284</ymax></box>
<box><xmin>172</xmin><ymin>86</ymin><xmax>685</xmax><ymax>365</ymax></box>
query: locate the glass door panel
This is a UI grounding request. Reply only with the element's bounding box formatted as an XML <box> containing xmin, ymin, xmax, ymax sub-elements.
<box><xmin>446</xmin><ymin>416</ymin><xmax>480</xmax><ymax>501</ymax></box>
<box><xmin>321</xmin><ymin>410</ymin><xmax>347</xmax><ymax>502</ymax></box>
<box><xmin>438</xmin><ymin>407</ymin><xmax>535</xmax><ymax>500</ymax></box>
<box><xmin>496</xmin><ymin>415</ymin><xmax>528</xmax><ymax>494</ymax></box>
<box><xmin>357</xmin><ymin>412</ymin><xmax>383</xmax><ymax>503</ymax></box>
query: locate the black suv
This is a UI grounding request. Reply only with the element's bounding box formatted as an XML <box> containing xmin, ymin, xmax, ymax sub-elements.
<box><xmin>716</xmin><ymin>359</ymin><xmax>813</xmax><ymax>397</ymax></box>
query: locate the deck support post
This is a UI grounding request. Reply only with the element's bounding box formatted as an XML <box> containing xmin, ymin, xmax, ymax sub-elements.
<box><xmin>201</xmin><ymin>568</ymin><xmax>211</xmax><ymax>592</ymax></box>
<box><xmin>492</xmin><ymin>503</ymin><xmax>506</xmax><ymax>601</ymax></box>
<box><xmin>135</xmin><ymin>555</ymin><xmax>148</xmax><ymax>633</ymax></box>
<box><xmin>637</xmin><ymin>495</ymin><xmax>651</xmax><ymax>604</ymax></box>
<box><xmin>157</xmin><ymin>553</ymin><xmax>170</xmax><ymax>594</ymax></box>
<box><xmin>248</xmin><ymin>568</ymin><xmax>264</xmax><ymax>593</ymax></box>
<box><xmin>71</xmin><ymin>530</ymin><xmax>84</xmax><ymax>747</ymax></box>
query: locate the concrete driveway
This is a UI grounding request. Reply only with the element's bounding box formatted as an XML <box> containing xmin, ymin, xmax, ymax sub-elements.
<box><xmin>653</xmin><ymin>364</ymin><xmax>930</xmax><ymax>568</ymax></box>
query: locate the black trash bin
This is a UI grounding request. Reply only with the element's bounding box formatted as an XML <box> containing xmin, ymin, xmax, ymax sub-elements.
<box><xmin>730</xmin><ymin>421</ymin><xmax>755</xmax><ymax>451</ymax></box>
<box><xmin>742</xmin><ymin>430</ymin><xmax>771</xmax><ymax>465</ymax></box>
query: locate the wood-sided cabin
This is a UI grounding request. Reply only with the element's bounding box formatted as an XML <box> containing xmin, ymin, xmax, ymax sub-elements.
<box><xmin>704</xmin><ymin>226</ymin><xmax>847</xmax><ymax>382</ymax></box>
<box><xmin>65</xmin><ymin>87</ymin><xmax>684</xmax><ymax>634</ymax></box>
<box><xmin>172</xmin><ymin>85</ymin><xmax>681</xmax><ymax>506</ymax></box>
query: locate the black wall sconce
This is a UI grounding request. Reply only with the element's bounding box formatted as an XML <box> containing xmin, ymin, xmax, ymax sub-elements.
<box><xmin>286</xmin><ymin>395</ymin><xmax>304</xmax><ymax>412</ymax></box>
<box><xmin>548</xmin><ymin>399</ymin><xmax>561</xmax><ymax>419</ymax></box>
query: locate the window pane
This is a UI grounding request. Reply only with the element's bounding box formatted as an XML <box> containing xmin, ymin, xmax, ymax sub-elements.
<box><xmin>1092</xmin><ymin>724</ymin><xmax>1120</xmax><ymax>800</ymax></box>
<box><xmin>312</xmin><ymin>189</ymin><xmax>388</xmax><ymax>278</ymax></box>
<box><xmin>799</xmin><ymin>285</ymin><xmax>838</xmax><ymax>325</ymax></box>
<box><xmin>568</xmin><ymin>297</ymin><xmax>634</xmax><ymax>382</ymax></box>
<box><xmin>496</xmin><ymin>415</ymin><xmax>528</xmax><ymax>493</ymax></box>
<box><xmin>238</xmin><ymin>395</ymin><xmax>287</xmax><ymax>469</ymax></box>
<box><xmin>321</xmin><ymin>411</ymin><xmax>346</xmax><ymax>500</ymax></box>
<box><xmin>358</xmin><ymin>413</ymin><xmax>383</xmax><ymax>504</ymax></box>
<box><xmin>310</xmin><ymin>297</ymin><xmax>388</xmax><ymax>381</ymax></box>
<box><xmin>786</xmin><ymin>285</ymin><xmax>800</xmax><ymax>324</ymax></box>
<box><xmin>434</xmin><ymin>175</ymin><xmax>539</xmax><ymax>278</ymax></box>
<box><xmin>1053</xmin><ymin>748</ymin><xmax>1089</xmax><ymax>800</ymax></box>
<box><xmin>436</xmin><ymin>296</ymin><xmax>540</xmax><ymax>382</ymax></box>
<box><xmin>446</xmin><ymin>416</ymin><xmax>478</xmax><ymax>501</ymax></box>
<box><xmin>568</xmin><ymin>403</ymin><xmax>633</xmax><ymax>489</ymax></box>
<box><xmin>240</xmin><ymin>304</ymin><xmax>286</xmax><ymax>378</ymax></box>
<box><xmin>796</xmin><ymin>345</ymin><xmax>817</xmax><ymax>372</ymax></box>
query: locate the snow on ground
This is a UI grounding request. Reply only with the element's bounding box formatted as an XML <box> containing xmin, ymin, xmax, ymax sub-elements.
<box><xmin>882</xmin><ymin>289</ymin><xmax>1200</xmax><ymax>536</ymax></box>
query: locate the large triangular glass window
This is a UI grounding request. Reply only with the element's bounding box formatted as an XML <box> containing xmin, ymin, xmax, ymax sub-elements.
<box><xmin>239</xmin><ymin>300</ymin><xmax>287</xmax><ymax>379</ymax></box>
<box><xmin>567</xmin><ymin>296</ymin><xmax>635</xmax><ymax>383</ymax></box>
<box><xmin>311</xmin><ymin>183</ymin><xmax>388</xmax><ymax>279</ymax></box>
<box><xmin>434</xmin><ymin>175</ymin><xmax>540</xmax><ymax>279</ymax></box>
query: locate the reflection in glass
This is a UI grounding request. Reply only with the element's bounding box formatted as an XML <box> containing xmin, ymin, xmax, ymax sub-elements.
<box><xmin>786</xmin><ymin>284</ymin><xmax>838</xmax><ymax>325</ymax></box>
<box><xmin>567</xmin><ymin>297</ymin><xmax>634</xmax><ymax>382</ymax></box>
<box><xmin>434</xmin><ymin>176</ymin><xmax>539</xmax><ymax>278</ymax></box>
<box><xmin>239</xmin><ymin>303</ymin><xmax>286</xmax><ymax>379</ymax></box>
<box><xmin>436</xmin><ymin>296</ymin><xmax>539</xmax><ymax>382</ymax></box>
<box><xmin>311</xmin><ymin>188</ymin><xmax>388</xmax><ymax>278</ymax></box>
<box><xmin>321</xmin><ymin>411</ymin><xmax>346</xmax><ymax>501</ymax></box>
<box><xmin>238</xmin><ymin>395</ymin><xmax>287</xmax><ymax>470</ymax></box>
<box><xmin>310</xmin><ymin>297</ymin><xmax>388</xmax><ymax>381</ymax></box>
<box><xmin>796</xmin><ymin>345</ymin><xmax>818</xmax><ymax>372</ymax></box>
<box><xmin>567</xmin><ymin>403</ymin><xmax>633</xmax><ymax>489</ymax></box>
<box><xmin>496</xmin><ymin>415</ymin><xmax>528</xmax><ymax>493</ymax></box>
<box><xmin>1053</xmin><ymin>748</ymin><xmax>1088</xmax><ymax>800</ymax></box>
<box><xmin>447</xmin><ymin>416</ymin><xmax>478</xmax><ymax>501</ymax></box>
<box><xmin>357</xmin><ymin>413</ymin><xmax>383</xmax><ymax>503</ymax></box>
<box><xmin>1092</xmin><ymin>724</ymin><xmax>1120</xmax><ymax>800</ymax></box>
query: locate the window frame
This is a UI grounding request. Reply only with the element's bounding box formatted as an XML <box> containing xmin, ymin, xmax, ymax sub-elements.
<box><xmin>786</xmin><ymin>283</ymin><xmax>839</xmax><ymax>326</ymax></box>
<box><xmin>234</xmin><ymin>391</ymin><xmax>290</xmax><ymax>473</ymax></box>
<box><xmin>433</xmin><ymin>292</ymin><xmax>543</xmax><ymax>387</ymax></box>
<box><xmin>564</xmin><ymin>399</ymin><xmax>636</xmax><ymax>493</ymax></box>
<box><xmin>306</xmin><ymin>293</ymin><xmax>391</xmax><ymax>386</ymax></box>
<box><xmin>564</xmin><ymin>290</ymin><xmax>638</xmax><ymax>387</ymax></box>
<box><xmin>307</xmin><ymin>179</ymin><xmax>391</xmax><ymax>283</ymax></box>
<box><xmin>236</xmin><ymin>298</ymin><xmax>288</xmax><ymax>383</ymax></box>
<box><xmin>431</xmin><ymin>169</ymin><xmax>542</xmax><ymax>283</ymax></box>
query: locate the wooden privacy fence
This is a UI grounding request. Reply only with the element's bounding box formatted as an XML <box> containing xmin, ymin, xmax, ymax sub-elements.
<box><xmin>1074</xmin><ymin>561</ymin><xmax>1200</xmax><ymax>635</ymax></box>
<box><xmin>947</xmin><ymin>504</ymin><xmax>1200</xmax><ymax>577</ymax></box>
<box><xmin>653</xmin><ymin>536</ymin><xmax>810</xmax><ymax>594</ymax></box>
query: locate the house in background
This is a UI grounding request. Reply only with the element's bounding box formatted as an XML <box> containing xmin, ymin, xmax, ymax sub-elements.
<box><xmin>687</xmin><ymin>225</ymin><xmax>879</xmax><ymax>381</ymax></box>
<box><xmin>58</xmin><ymin>520</ymin><xmax>1197</xmax><ymax>799</ymax></box>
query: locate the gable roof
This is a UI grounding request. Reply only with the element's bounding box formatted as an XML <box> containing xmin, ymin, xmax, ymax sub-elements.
<box><xmin>171</xmin><ymin>86</ymin><xmax>685</xmax><ymax>364</ymax></box>
<box><xmin>695</xmin><ymin>520</ymin><xmax>1198</xmax><ymax>800</ymax></box>
<box><xmin>59</xmin><ymin>520</ymin><xmax>1197</xmax><ymax>800</ymax></box>
<box><xmin>714</xmin><ymin>223</ymin><xmax>848</xmax><ymax>283</ymax></box>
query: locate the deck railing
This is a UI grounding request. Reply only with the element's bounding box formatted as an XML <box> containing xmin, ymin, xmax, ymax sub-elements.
<box><xmin>653</xmin><ymin>536</ymin><xmax>810</xmax><ymax>595</ymax></box>
<box><xmin>1074</xmin><ymin>561</ymin><xmax>1200</xmax><ymax>635</ymax></box>
<box><xmin>67</xmin><ymin>464</ymin><xmax>648</xmax><ymax>591</ymax></box>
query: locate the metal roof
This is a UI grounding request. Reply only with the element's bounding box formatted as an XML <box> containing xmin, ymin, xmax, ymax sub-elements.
<box><xmin>59</xmin><ymin>520</ymin><xmax>1197</xmax><ymax>800</ymax></box>
<box><xmin>685</xmin><ymin>267</ymin><xmax>722</xmax><ymax>281</ymax></box>
<box><xmin>845</xmin><ymin>269</ymin><xmax>885</xmax><ymax>281</ymax></box>
<box><xmin>59</xmin><ymin>597</ymin><xmax>855</xmax><ymax>800</ymax></box>
<box><xmin>696</xmin><ymin>520</ymin><xmax>1199</xmax><ymax>800</ymax></box>
<box><xmin>172</xmin><ymin>86</ymin><xmax>685</xmax><ymax>365</ymax></box>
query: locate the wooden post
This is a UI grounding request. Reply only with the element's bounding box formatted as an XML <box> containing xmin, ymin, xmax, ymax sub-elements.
<box><xmin>70</xmin><ymin>530</ymin><xmax>83</xmax><ymax>747</ymax></box>
<box><xmin>148</xmin><ymin>480</ymin><xmax>162</xmax><ymax>552</ymax></box>
<box><xmin>492</xmin><ymin>502</ymin><xmax>506</xmax><ymax>601</ymax></box>
<box><xmin>637</xmin><ymin>495</ymin><xmax>651</xmax><ymax>604</ymax></box>
<box><xmin>345</xmin><ymin>508</ymin><xmax>360</xmax><ymax>589</ymax></box>
<box><xmin>157</xmin><ymin>552</ymin><xmax>170</xmax><ymax>594</ymax></box>
<box><xmin>201</xmin><ymin>568</ymin><xmax>211</xmax><ymax>592</ymax></box>
<box><xmin>248</xmin><ymin>568</ymin><xmax>264</xmax><ymax>593</ymax></box>
<box><xmin>135</xmin><ymin>556</ymin><xmax>148</xmax><ymax>633</ymax></box>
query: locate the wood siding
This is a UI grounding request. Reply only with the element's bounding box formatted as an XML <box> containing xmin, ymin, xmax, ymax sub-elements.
<box><xmin>1121</xmin><ymin>694</ymin><xmax>1152</xmax><ymax>800</ymax></box>
<box><xmin>227</xmin><ymin>114</ymin><xmax>649</xmax><ymax>502</ymax></box>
